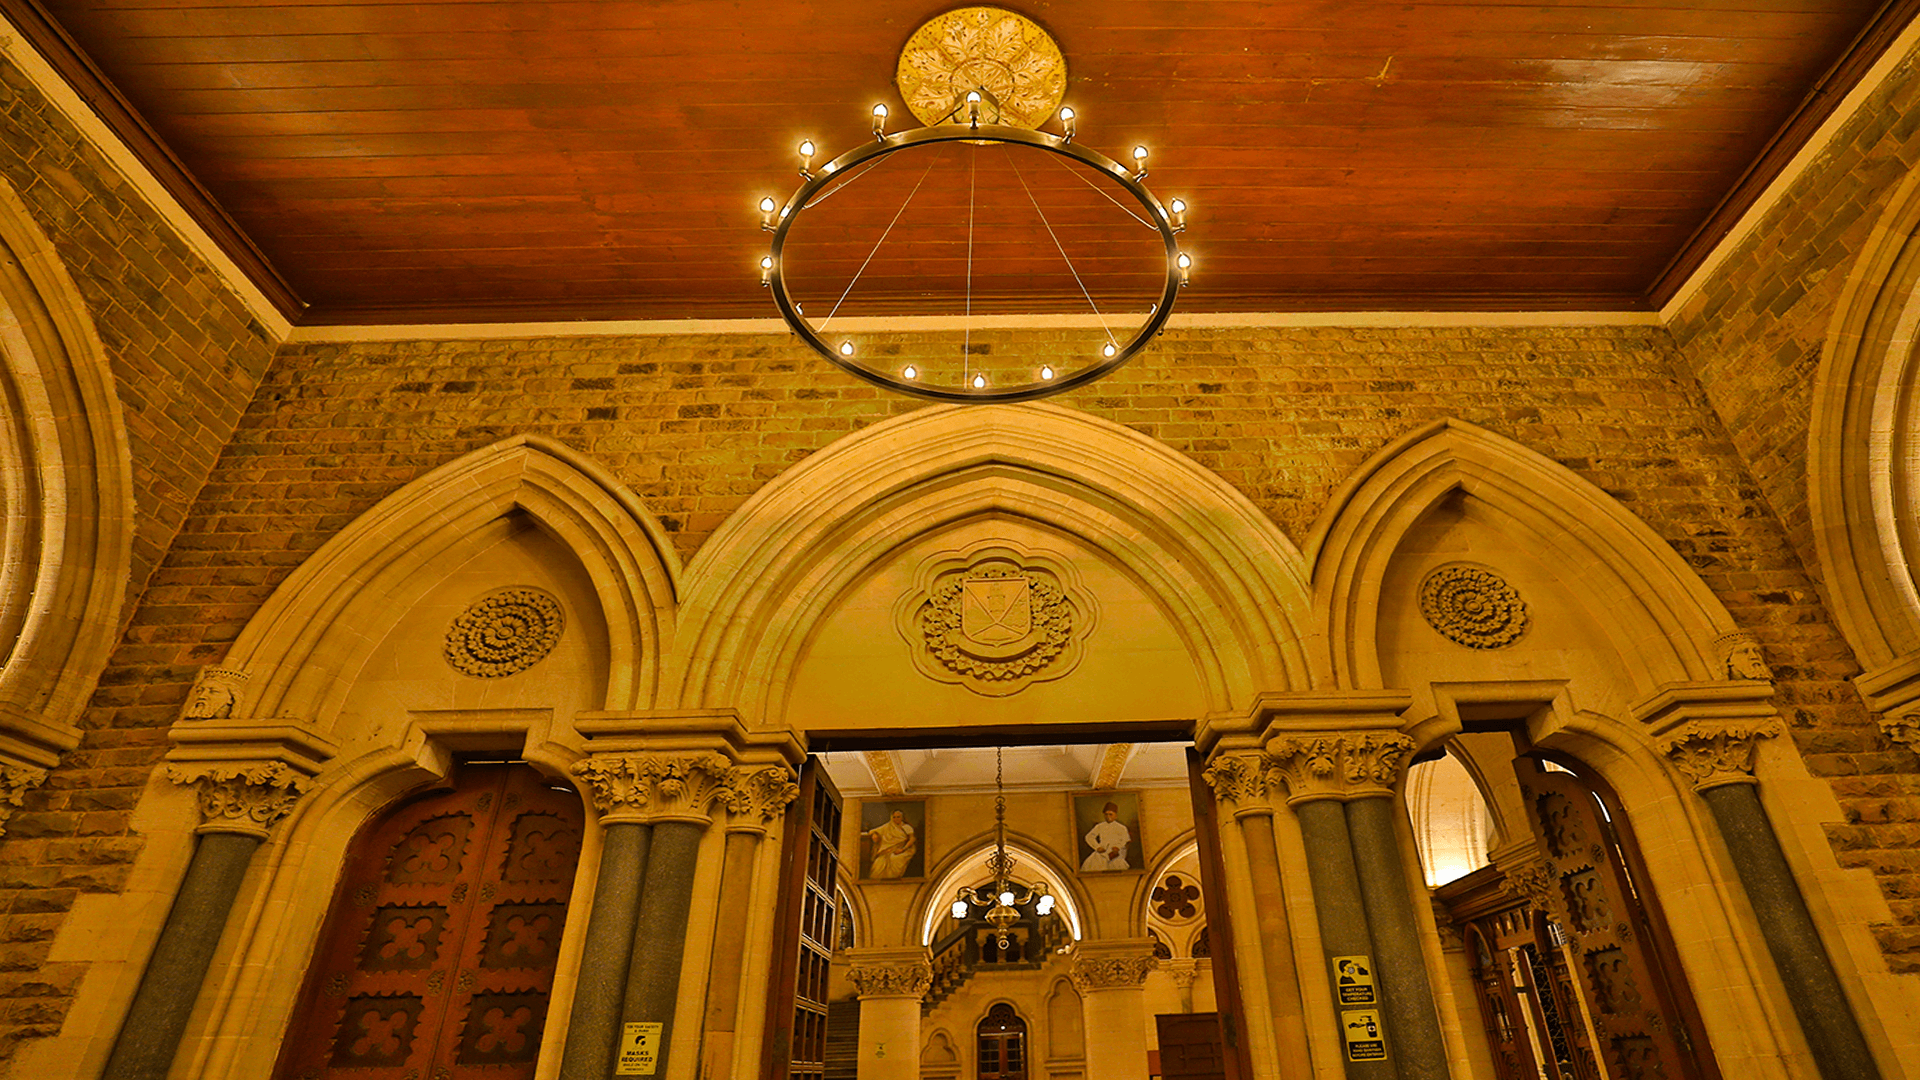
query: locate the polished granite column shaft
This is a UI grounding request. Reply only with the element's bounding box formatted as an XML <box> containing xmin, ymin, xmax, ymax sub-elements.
<box><xmin>558</xmin><ymin>820</ymin><xmax>651</xmax><ymax>1080</ymax></box>
<box><xmin>101</xmin><ymin>831</ymin><xmax>262</xmax><ymax>1080</ymax></box>
<box><xmin>622</xmin><ymin>819</ymin><xmax>707</xmax><ymax>1076</ymax></box>
<box><xmin>1702</xmin><ymin>784</ymin><xmax>1883</xmax><ymax>1080</ymax></box>
<box><xmin>1346</xmin><ymin>796</ymin><xmax>1449</xmax><ymax>1080</ymax></box>
<box><xmin>1295</xmin><ymin>799</ymin><xmax>1400</xmax><ymax>1080</ymax></box>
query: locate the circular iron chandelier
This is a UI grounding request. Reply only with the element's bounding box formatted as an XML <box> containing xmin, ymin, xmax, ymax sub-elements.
<box><xmin>758</xmin><ymin>95</ymin><xmax>1191</xmax><ymax>403</ymax></box>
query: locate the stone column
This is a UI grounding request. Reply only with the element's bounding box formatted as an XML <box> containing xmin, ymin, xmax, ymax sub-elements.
<box><xmin>1661</xmin><ymin>721</ymin><xmax>1885</xmax><ymax>1080</ymax></box>
<box><xmin>620</xmin><ymin>753</ymin><xmax>740</xmax><ymax>1080</ymax></box>
<box><xmin>1071</xmin><ymin>940</ymin><xmax>1159</xmax><ymax>1080</ymax></box>
<box><xmin>700</xmin><ymin>766</ymin><xmax>800</xmax><ymax>1079</ymax></box>
<box><xmin>1267</xmin><ymin>726</ymin><xmax>1436</xmax><ymax>1076</ymax></box>
<box><xmin>560</xmin><ymin>753</ymin><xmax>659</xmax><ymax>1080</ymax></box>
<box><xmin>846</xmin><ymin>947</ymin><xmax>933</xmax><ymax>1080</ymax></box>
<box><xmin>1201</xmin><ymin>750</ymin><xmax>1312</xmax><ymax>1058</ymax></box>
<box><xmin>102</xmin><ymin>762</ymin><xmax>306</xmax><ymax>1080</ymax></box>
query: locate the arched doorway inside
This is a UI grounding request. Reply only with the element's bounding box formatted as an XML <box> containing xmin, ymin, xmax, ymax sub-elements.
<box><xmin>272</xmin><ymin>763</ymin><xmax>585</xmax><ymax>1079</ymax></box>
<box><xmin>976</xmin><ymin>1002</ymin><xmax>1028</xmax><ymax>1080</ymax></box>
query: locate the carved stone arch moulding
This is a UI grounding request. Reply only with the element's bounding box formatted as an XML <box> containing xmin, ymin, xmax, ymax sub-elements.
<box><xmin>1810</xmin><ymin>163</ymin><xmax>1920</xmax><ymax>726</ymax></box>
<box><xmin>0</xmin><ymin>175</ymin><xmax>133</xmax><ymax>779</ymax></box>
<box><xmin>893</xmin><ymin>540</ymin><xmax>1099</xmax><ymax>696</ymax></box>
<box><xmin>1305</xmin><ymin>418</ymin><xmax>1738</xmax><ymax>693</ymax></box>
<box><xmin>211</xmin><ymin>435</ymin><xmax>679</xmax><ymax>732</ymax></box>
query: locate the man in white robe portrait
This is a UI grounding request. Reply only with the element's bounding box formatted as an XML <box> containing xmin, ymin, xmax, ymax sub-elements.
<box><xmin>1081</xmin><ymin>801</ymin><xmax>1132</xmax><ymax>871</ymax></box>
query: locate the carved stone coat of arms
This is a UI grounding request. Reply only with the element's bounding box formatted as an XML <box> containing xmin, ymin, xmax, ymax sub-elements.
<box><xmin>895</xmin><ymin>545</ymin><xmax>1096</xmax><ymax>696</ymax></box>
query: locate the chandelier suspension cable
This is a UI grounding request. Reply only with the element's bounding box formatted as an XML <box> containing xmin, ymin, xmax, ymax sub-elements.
<box><xmin>820</xmin><ymin>148</ymin><xmax>944</xmax><ymax>331</ymax></box>
<box><xmin>1006</xmin><ymin>147</ymin><xmax>1114</xmax><ymax>348</ymax></box>
<box><xmin>965</xmin><ymin>144</ymin><xmax>977</xmax><ymax>383</ymax></box>
<box><xmin>797</xmin><ymin>153</ymin><xmax>894</xmax><ymax>211</ymax></box>
<box><xmin>1043</xmin><ymin>151</ymin><xmax>1158</xmax><ymax>230</ymax></box>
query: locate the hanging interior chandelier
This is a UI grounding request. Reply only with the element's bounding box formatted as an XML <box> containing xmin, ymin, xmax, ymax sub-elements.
<box><xmin>757</xmin><ymin>7</ymin><xmax>1190</xmax><ymax>403</ymax></box>
<box><xmin>950</xmin><ymin>747</ymin><xmax>1056</xmax><ymax>950</ymax></box>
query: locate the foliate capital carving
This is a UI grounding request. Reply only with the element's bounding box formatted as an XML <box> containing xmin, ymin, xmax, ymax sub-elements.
<box><xmin>1070</xmin><ymin>953</ymin><xmax>1159</xmax><ymax>991</ymax></box>
<box><xmin>846</xmin><ymin>961</ymin><xmax>933</xmax><ymax>999</ymax></box>
<box><xmin>721</xmin><ymin>765</ymin><xmax>800</xmax><ymax>833</ymax></box>
<box><xmin>1660</xmin><ymin>721</ymin><xmax>1779</xmax><ymax>791</ymax></box>
<box><xmin>1265</xmin><ymin>732</ymin><xmax>1415</xmax><ymax>804</ymax></box>
<box><xmin>180</xmin><ymin>666</ymin><xmax>250</xmax><ymax>721</ymax></box>
<box><xmin>570</xmin><ymin>752</ymin><xmax>743</xmax><ymax>826</ymax></box>
<box><xmin>166</xmin><ymin>761</ymin><xmax>306</xmax><ymax>838</ymax></box>
<box><xmin>1200</xmin><ymin>751</ymin><xmax>1281</xmax><ymax>815</ymax></box>
<box><xmin>1497</xmin><ymin>857</ymin><xmax>1567</xmax><ymax>924</ymax></box>
<box><xmin>0</xmin><ymin>762</ymin><xmax>48</xmax><ymax>839</ymax></box>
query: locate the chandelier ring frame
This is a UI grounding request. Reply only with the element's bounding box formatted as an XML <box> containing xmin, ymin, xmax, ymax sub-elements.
<box><xmin>767</xmin><ymin>122</ymin><xmax>1182</xmax><ymax>403</ymax></box>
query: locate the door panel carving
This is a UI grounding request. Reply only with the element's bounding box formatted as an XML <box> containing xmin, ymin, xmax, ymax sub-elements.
<box><xmin>275</xmin><ymin>764</ymin><xmax>584</xmax><ymax>1080</ymax></box>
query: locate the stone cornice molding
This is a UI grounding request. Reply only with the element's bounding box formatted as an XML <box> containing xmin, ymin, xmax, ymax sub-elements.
<box><xmin>1264</xmin><ymin>731</ymin><xmax>1415</xmax><ymax>804</ymax></box>
<box><xmin>845</xmin><ymin>947</ymin><xmax>934</xmax><ymax>1000</ymax></box>
<box><xmin>1070</xmin><ymin>948</ymin><xmax>1159</xmax><ymax>991</ymax></box>
<box><xmin>1630</xmin><ymin>680</ymin><xmax>1778</xmax><ymax>736</ymax></box>
<box><xmin>1659</xmin><ymin>721</ymin><xmax>1780</xmax><ymax>791</ymax></box>
<box><xmin>1200</xmin><ymin>749</ymin><xmax>1281</xmax><ymax>817</ymax></box>
<box><xmin>574</xmin><ymin>711</ymin><xmax>806</xmax><ymax>766</ymax></box>
<box><xmin>166</xmin><ymin>760</ymin><xmax>308</xmax><ymax>838</ymax></box>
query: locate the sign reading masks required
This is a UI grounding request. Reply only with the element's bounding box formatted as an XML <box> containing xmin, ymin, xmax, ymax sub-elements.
<box><xmin>616</xmin><ymin>1022</ymin><xmax>663</xmax><ymax>1076</ymax></box>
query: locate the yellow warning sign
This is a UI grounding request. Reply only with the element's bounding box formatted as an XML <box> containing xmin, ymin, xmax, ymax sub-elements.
<box><xmin>1342</xmin><ymin>1009</ymin><xmax>1386</xmax><ymax>1062</ymax></box>
<box><xmin>616</xmin><ymin>1022</ymin><xmax>663</xmax><ymax>1076</ymax></box>
<box><xmin>1333</xmin><ymin>954</ymin><xmax>1377</xmax><ymax>1005</ymax></box>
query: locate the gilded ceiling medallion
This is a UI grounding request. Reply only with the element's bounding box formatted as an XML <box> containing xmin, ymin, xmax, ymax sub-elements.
<box><xmin>896</xmin><ymin>7</ymin><xmax>1067</xmax><ymax>129</ymax></box>
<box><xmin>895</xmin><ymin>543</ymin><xmax>1097</xmax><ymax>696</ymax></box>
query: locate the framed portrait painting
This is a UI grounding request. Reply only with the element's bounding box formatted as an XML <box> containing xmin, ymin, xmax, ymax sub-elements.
<box><xmin>857</xmin><ymin>798</ymin><xmax>927</xmax><ymax>882</ymax></box>
<box><xmin>1070</xmin><ymin>791</ymin><xmax>1144</xmax><ymax>874</ymax></box>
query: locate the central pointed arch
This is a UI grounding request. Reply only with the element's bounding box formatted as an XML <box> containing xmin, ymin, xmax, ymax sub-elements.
<box><xmin>671</xmin><ymin>403</ymin><xmax>1317</xmax><ymax>721</ymax></box>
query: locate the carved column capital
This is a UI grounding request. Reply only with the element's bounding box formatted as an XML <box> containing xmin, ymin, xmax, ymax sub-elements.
<box><xmin>1265</xmin><ymin>731</ymin><xmax>1414</xmax><ymax>804</ymax></box>
<box><xmin>721</xmin><ymin>764</ymin><xmax>800</xmax><ymax>834</ymax></box>
<box><xmin>0</xmin><ymin>760</ymin><xmax>48</xmax><ymax>839</ymax></box>
<box><xmin>846</xmin><ymin>952</ymin><xmax>933</xmax><ymax>1000</ymax></box>
<box><xmin>1070</xmin><ymin>952</ymin><xmax>1159</xmax><ymax>991</ymax></box>
<box><xmin>166</xmin><ymin>760</ymin><xmax>307</xmax><ymax>838</ymax></box>
<box><xmin>1660</xmin><ymin>721</ymin><xmax>1779</xmax><ymax>791</ymax></box>
<box><xmin>571</xmin><ymin>751</ymin><xmax>740</xmax><ymax>826</ymax></box>
<box><xmin>1200</xmin><ymin>750</ymin><xmax>1281</xmax><ymax>816</ymax></box>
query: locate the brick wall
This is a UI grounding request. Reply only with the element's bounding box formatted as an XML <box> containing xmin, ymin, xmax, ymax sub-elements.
<box><xmin>0</xmin><ymin>56</ymin><xmax>277</xmax><ymax>1058</ymax></box>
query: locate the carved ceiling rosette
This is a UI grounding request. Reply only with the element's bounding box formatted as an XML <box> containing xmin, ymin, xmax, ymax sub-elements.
<box><xmin>1659</xmin><ymin>721</ymin><xmax>1779</xmax><ymax>791</ymax></box>
<box><xmin>847</xmin><ymin>959</ymin><xmax>934</xmax><ymax>999</ymax></box>
<box><xmin>894</xmin><ymin>543</ymin><xmax>1098</xmax><ymax>697</ymax></box>
<box><xmin>1265</xmin><ymin>732</ymin><xmax>1415</xmax><ymax>804</ymax></box>
<box><xmin>166</xmin><ymin>760</ymin><xmax>307</xmax><ymax>838</ymax></box>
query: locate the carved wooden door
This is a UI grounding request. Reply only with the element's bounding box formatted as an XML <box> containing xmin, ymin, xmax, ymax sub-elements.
<box><xmin>1156</xmin><ymin>1012</ymin><xmax>1229</xmax><ymax>1080</ymax></box>
<box><xmin>1514</xmin><ymin>757</ymin><xmax>1715</xmax><ymax>1080</ymax></box>
<box><xmin>1465</xmin><ymin>922</ymin><xmax>1538</xmax><ymax>1080</ymax></box>
<box><xmin>274</xmin><ymin>764</ymin><xmax>584</xmax><ymax>1080</ymax></box>
<box><xmin>763</xmin><ymin>757</ymin><xmax>843</xmax><ymax>1080</ymax></box>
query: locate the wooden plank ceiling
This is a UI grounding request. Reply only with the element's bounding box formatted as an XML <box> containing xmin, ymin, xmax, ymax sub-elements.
<box><xmin>18</xmin><ymin>0</ymin><xmax>1910</xmax><ymax>323</ymax></box>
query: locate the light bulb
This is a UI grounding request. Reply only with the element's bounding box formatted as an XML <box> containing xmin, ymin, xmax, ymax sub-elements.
<box><xmin>1176</xmin><ymin>252</ymin><xmax>1192</xmax><ymax>286</ymax></box>
<box><xmin>1058</xmin><ymin>105</ymin><xmax>1077</xmax><ymax>141</ymax></box>
<box><xmin>1037</xmin><ymin>895</ymin><xmax>1055</xmax><ymax>914</ymax></box>
<box><xmin>759</xmin><ymin>196</ymin><xmax>778</xmax><ymax>230</ymax></box>
<box><xmin>1170</xmin><ymin>197</ymin><xmax>1186</xmax><ymax>213</ymax></box>
<box><xmin>972</xmin><ymin>374</ymin><xmax>987</xmax><ymax>389</ymax></box>
<box><xmin>759</xmin><ymin>197</ymin><xmax>776</xmax><ymax>213</ymax></box>
<box><xmin>873</xmin><ymin>103</ymin><xmax>889</xmax><ymax>117</ymax></box>
<box><xmin>952</xmin><ymin>899</ymin><xmax>969</xmax><ymax>919</ymax></box>
<box><xmin>1040</xmin><ymin>365</ymin><xmax>1055</xmax><ymax>380</ymax></box>
<box><xmin>1102</xmin><ymin>342</ymin><xmax>1116</xmax><ymax>358</ymax></box>
<box><xmin>999</xmin><ymin>891</ymin><xmax>1016</xmax><ymax>907</ymax></box>
<box><xmin>799</xmin><ymin>139</ymin><xmax>815</xmax><ymax>156</ymax></box>
<box><xmin>1131</xmin><ymin>145</ymin><xmax>1149</xmax><ymax>179</ymax></box>
<box><xmin>839</xmin><ymin>341</ymin><xmax>854</xmax><ymax>356</ymax></box>
<box><xmin>903</xmin><ymin>365</ymin><xmax>918</xmax><ymax>380</ymax></box>
<box><xmin>966</xmin><ymin>90</ymin><xmax>982</xmax><ymax>129</ymax></box>
<box><xmin>798</xmin><ymin>139</ymin><xmax>816</xmax><ymax>178</ymax></box>
<box><xmin>1168</xmin><ymin>197</ymin><xmax>1187</xmax><ymax>232</ymax></box>
<box><xmin>872</xmin><ymin>102</ymin><xmax>889</xmax><ymax>139</ymax></box>
<box><xmin>759</xmin><ymin>255</ymin><xmax>773</xmax><ymax>286</ymax></box>
<box><xmin>967</xmin><ymin>91</ymin><xmax>982</xmax><ymax>102</ymax></box>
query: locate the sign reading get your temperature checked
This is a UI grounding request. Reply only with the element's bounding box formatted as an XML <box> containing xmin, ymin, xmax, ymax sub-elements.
<box><xmin>1331</xmin><ymin>955</ymin><xmax>1385</xmax><ymax>1062</ymax></box>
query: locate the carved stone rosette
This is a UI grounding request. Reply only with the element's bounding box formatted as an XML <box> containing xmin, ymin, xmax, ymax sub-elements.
<box><xmin>1200</xmin><ymin>750</ymin><xmax>1281</xmax><ymax>816</ymax></box>
<box><xmin>443</xmin><ymin>586</ymin><xmax>565</xmax><ymax>678</ymax></box>
<box><xmin>1419</xmin><ymin>563</ymin><xmax>1530</xmax><ymax>649</ymax></box>
<box><xmin>1659</xmin><ymin>721</ymin><xmax>1779</xmax><ymax>791</ymax></box>
<box><xmin>847</xmin><ymin>960</ymin><xmax>934</xmax><ymax>1000</ymax></box>
<box><xmin>1070</xmin><ymin>953</ymin><xmax>1159</xmax><ymax>991</ymax></box>
<box><xmin>0</xmin><ymin>761</ymin><xmax>48</xmax><ymax>839</ymax></box>
<box><xmin>1265</xmin><ymin>732</ymin><xmax>1415</xmax><ymax>804</ymax></box>
<box><xmin>571</xmin><ymin>752</ymin><xmax>776</xmax><ymax>827</ymax></box>
<box><xmin>167</xmin><ymin>761</ymin><xmax>307</xmax><ymax>838</ymax></box>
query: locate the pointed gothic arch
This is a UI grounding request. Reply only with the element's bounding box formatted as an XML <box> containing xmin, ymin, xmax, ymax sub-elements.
<box><xmin>216</xmin><ymin>435</ymin><xmax>680</xmax><ymax>727</ymax></box>
<box><xmin>0</xmin><ymin>175</ymin><xmax>133</xmax><ymax>766</ymax></box>
<box><xmin>1810</xmin><ymin>163</ymin><xmax>1920</xmax><ymax>684</ymax></box>
<box><xmin>1306</xmin><ymin>418</ymin><xmax>1737</xmax><ymax>693</ymax></box>
<box><xmin>672</xmin><ymin>403</ymin><xmax>1316</xmax><ymax>720</ymax></box>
